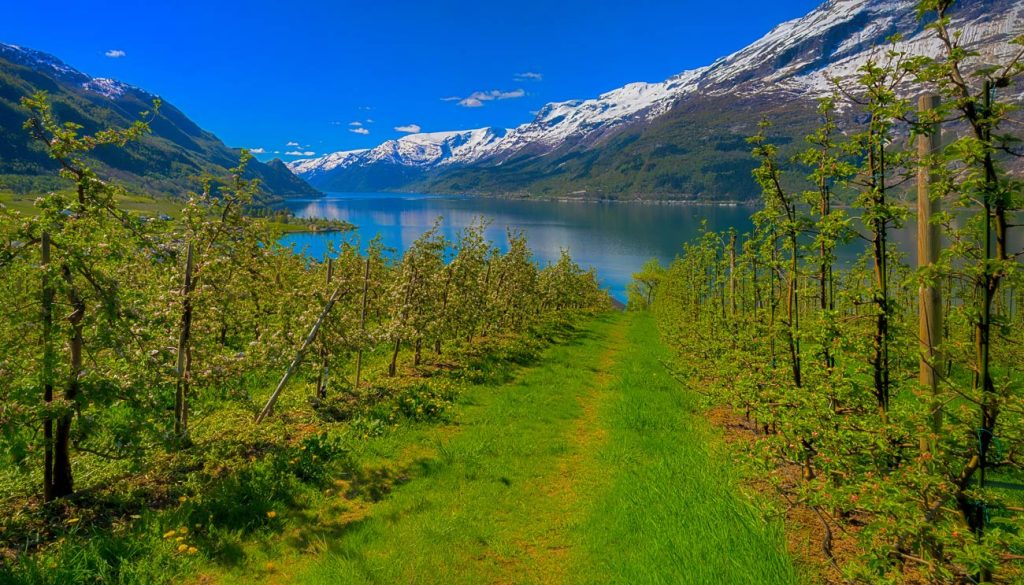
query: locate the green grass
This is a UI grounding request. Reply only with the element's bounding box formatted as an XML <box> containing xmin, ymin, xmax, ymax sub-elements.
<box><xmin>1</xmin><ymin>312</ymin><xmax>797</xmax><ymax>584</ymax></box>
<box><xmin>229</xmin><ymin>311</ymin><xmax>797</xmax><ymax>584</ymax></box>
<box><xmin>575</xmin><ymin>312</ymin><xmax>795</xmax><ymax>584</ymax></box>
<box><xmin>0</xmin><ymin>190</ymin><xmax>182</xmax><ymax>217</ymax></box>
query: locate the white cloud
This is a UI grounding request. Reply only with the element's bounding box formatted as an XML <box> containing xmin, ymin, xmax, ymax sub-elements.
<box><xmin>104</xmin><ymin>49</ymin><xmax>126</xmax><ymax>58</ymax></box>
<box><xmin>440</xmin><ymin>96</ymin><xmax>462</xmax><ymax>102</ymax></box>
<box><xmin>349</xmin><ymin>121</ymin><xmax>363</xmax><ymax>127</ymax></box>
<box><xmin>455</xmin><ymin>89</ymin><xmax>525</xmax><ymax>108</ymax></box>
<box><xmin>286</xmin><ymin>141</ymin><xmax>300</xmax><ymax>147</ymax></box>
<box><xmin>285</xmin><ymin>150</ymin><xmax>316</xmax><ymax>156</ymax></box>
<box><xmin>249</xmin><ymin>147</ymin><xmax>266</xmax><ymax>154</ymax></box>
<box><xmin>495</xmin><ymin>89</ymin><xmax>525</xmax><ymax>99</ymax></box>
<box><xmin>366</xmin><ymin>118</ymin><xmax>375</xmax><ymax>123</ymax></box>
<box><xmin>394</xmin><ymin>124</ymin><xmax>421</xmax><ymax>133</ymax></box>
<box><xmin>514</xmin><ymin>72</ymin><xmax>542</xmax><ymax>81</ymax></box>
<box><xmin>273</xmin><ymin>150</ymin><xmax>280</xmax><ymax>154</ymax></box>
<box><xmin>350</xmin><ymin>127</ymin><xmax>370</xmax><ymax>135</ymax></box>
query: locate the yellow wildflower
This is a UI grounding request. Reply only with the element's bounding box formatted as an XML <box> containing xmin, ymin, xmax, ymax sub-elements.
<box><xmin>162</xmin><ymin>530</ymin><xmax>177</xmax><ymax>539</ymax></box>
<box><xmin>266</xmin><ymin>511</ymin><xmax>277</xmax><ymax>519</ymax></box>
<box><xmin>177</xmin><ymin>544</ymin><xmax>188</xmax><ymax>553</ymax></box>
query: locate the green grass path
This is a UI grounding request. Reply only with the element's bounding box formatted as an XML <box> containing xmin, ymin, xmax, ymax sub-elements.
<box><xmin>280</xmin><ymin>311</ymin><xmax>796</xmax><ymax>584</ymax></box>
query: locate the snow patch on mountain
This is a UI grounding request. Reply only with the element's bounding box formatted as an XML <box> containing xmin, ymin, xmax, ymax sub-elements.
<box><xmin>0</xmin><ymin>42</ymin><xmax>84</xmax><ymax>80</ymax></box>
<box><xmin>287</xmin><ymin>149</ymin><xmax>368</xmax><ymax>178</ymax></box>
<box><xmin>289</xmin><ymin>128</ymin><xmax>509</xmax><ymax>175</ymax></box>
<box><xmin>82</xmin><ymin>78</ymin><xmax>132</xmax><ymax>99</ymax></box>
<box><xmin>290</xmin><ymin>0</ymin><xmax>1022</xmax><ymax>183</ymax></box>
<box><xmin>1</xmin><ymin>41</ymin><xmax>148</xmax><ymax>101</ymax></box>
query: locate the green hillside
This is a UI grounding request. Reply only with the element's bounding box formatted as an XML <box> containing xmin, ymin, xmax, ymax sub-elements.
<box><xmin>0</xmin><ymin>45</ymin><xmax>319</xmax><ymax>201</ymax></box>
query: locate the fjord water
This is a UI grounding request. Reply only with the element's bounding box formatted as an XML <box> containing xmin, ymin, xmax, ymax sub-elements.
<box><xmin>280</xmin><ymin>192</ymin><xmax>754</xmax><ymax>301</ymax></box>
<box><xmin>280</xmin><ymin>192</ymin><xmax>931</xmax><ymax>301</ymax></box>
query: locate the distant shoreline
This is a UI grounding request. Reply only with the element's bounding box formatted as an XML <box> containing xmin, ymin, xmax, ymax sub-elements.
<box><xmin>297</xmin><ymin>190</ymin><xmax>761</xmax><ymax>207</ymax></box>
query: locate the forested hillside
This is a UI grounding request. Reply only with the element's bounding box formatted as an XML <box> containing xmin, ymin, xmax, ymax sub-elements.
<box><xmin>0</xmin><ymin>43</ymin><xmax>319</xmax><ymax>201</ymax></box>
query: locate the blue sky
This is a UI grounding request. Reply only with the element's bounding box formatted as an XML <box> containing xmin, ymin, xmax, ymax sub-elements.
<box><xmin>0</xmin><ymin>0</ymin><xmax>821</xmax><ymax>160</ymax></box>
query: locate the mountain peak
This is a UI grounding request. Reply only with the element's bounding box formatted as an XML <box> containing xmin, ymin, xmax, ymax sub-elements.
<box><xmin>1</xmin><ymin>41</ymin><xmax>152</xmax><ymax>101</ymax></box>
<box><xmin>290</xmin><ymin>0</ymin><xmax>1022</xmax><ymax>197</ymax></box>
<box><xmin>0</xmin><ymin>42</ymin><xmax>89</xmax><ymax>83</ymax></box>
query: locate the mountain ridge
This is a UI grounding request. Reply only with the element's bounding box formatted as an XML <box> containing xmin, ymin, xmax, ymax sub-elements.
<box><xmin>291</xmin><ymin>0</ymin><xmax>1021</xmax><ymax>200</ymax></box>
<box><xmin>0</xmin><ymin>42</ymin><xmax>320</xmax><ymax>201</ymax></box>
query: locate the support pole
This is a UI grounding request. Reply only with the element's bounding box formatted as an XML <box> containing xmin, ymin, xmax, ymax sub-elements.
<box><xmin>354</xmin><ymin>257</ymin><xmax>370</xmax><ymax>388</ymax></box>
<box><xmin>256</xmin><ymin>281</ymin><xmax>348</xmax><ymax>423</ymax></box>
<box><xmin>917</xmin><ymin>93</ymin><xmax>943</xmax><ymax>451</ymax></box>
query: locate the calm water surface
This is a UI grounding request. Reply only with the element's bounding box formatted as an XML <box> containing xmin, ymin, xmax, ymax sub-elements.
<box><xmin>280</xmin><ymin>192</ymin><xmax>920</xmax><ymax>302</ymax></box>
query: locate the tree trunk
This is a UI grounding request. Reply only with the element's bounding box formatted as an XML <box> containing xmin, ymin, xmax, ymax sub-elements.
<box><xmin>354</xmin><ymin>257</ymin><xmax>370</xmax><ymax>388</ymax></box>
<box><xmin>868</xmin><ymin>137</ymin><xmax>891</xmax><ymax>420</ymax></box>
<box><xmin>41</xmin><ymin>232</ymin><xmax>55</xmax><ymax>502</ymax></box>
<box><xmin>787</xmin><ymin>232</ymin><xmax>802</xmax><ymax>388</ymax></box>
<box><xmin>435</xmin><ymin>267</ymin><xmax>452</xmax><ymax>355</ymax></box>
<box><xmin>316</xmin><ymin>258</ymin><xmax>333</xmax><ymax>399</ymax></box>
<box><xmin>53</xmin><ymin>264</ymin><xmax>83</xmax><ymax>498</ymax></box>
<box><xmin>174</xmin><ymin>242</ymin><xmax>195</xmax><ymax>441</ymax></box>
<box><xmin>728</xmin><ymin>231</ymin><xmax>737</xmax><ymax>318</ymax></box>
<box><xmin>389</xmin><ymin>339</ymin><xmax>401</xmax><ymax>377</ymax></box>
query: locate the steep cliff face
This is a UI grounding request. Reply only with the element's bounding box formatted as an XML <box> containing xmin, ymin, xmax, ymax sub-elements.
<box><xmin>291</xmin><ymin>0</ymin><xmax>1022</xmax><ymax>199</ymax></box>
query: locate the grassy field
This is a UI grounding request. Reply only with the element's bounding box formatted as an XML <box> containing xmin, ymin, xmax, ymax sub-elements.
<box><xmin>199</xmin><ymin>311</ymin><xmax>795</xmax><ymax>584</ymax></box>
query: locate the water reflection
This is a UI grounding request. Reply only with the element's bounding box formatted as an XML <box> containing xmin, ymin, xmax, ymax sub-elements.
<box><xmin>280</xmin><ymin>192</ymin><xmax>1004</xmax><ymax>302</ymax></box>
<box><xmin>281</xmin><ymin>193</ymin><xmax>759</xmax><ymax>301</ymax></box>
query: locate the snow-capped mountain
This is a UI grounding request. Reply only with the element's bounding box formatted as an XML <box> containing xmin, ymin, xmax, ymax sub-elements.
<box><xmin>0</xmin><ymin>42</ymin><xmax>318</xmax><ymax>199</ymax></box>
<box><xmin>291</xmin><ymin>0</ymin><xmax>1021</xmax><ymax>198</ymax></box>
<box><xmin>0</xmin><ymin>43</ymin><xmax>152</xmax><ymax>100</ymax></box>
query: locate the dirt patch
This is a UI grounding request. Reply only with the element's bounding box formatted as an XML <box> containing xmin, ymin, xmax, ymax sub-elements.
<box><xmin>706</xmin><ymin>405</ymin><xmax>861</xmax><ymax>585</ymax></box>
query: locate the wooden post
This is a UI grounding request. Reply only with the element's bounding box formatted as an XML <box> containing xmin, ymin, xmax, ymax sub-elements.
<box><xmin>256</xmin><ymin>281</ymin><xmax>348</xmax><ymax>423</ymax></box>
<box><xmin>917</xmin><ymin>93</ymin><xmax>943</xmax><ymax>450</ymax></box>
<box><xmin>41</xmin><ymin>232</ymin><xmax>54</xmax><ymax>501</ymax></box>
<box><xmin>354</xmin><ymin>257</ymin><xmax>370</xmax><ymax>388</ymax></box>
<box><xmin>316</xmin><ymin>258</ymin><xmax>333</xmax><ymax>399</ymax></box>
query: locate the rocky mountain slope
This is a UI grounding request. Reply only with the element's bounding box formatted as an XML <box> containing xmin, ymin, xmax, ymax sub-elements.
<box><xmin>291</xmin><ymin>0</ymin><xmax>1022</xmax><ymax>200</ymax></box>
<box><xmin>0</xmin><ymin>43</ymin><xmax>319</xmax><ymax>200</ymax></box>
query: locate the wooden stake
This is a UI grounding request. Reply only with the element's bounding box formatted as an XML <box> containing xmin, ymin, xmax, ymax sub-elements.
<box><xmin>354</xmin><ymin>257</ymin><xmax>370</xmax><ymax>388</ymax></box>
<box><xmin>917</xmin><ymin>93</ymin><xmax>943</xmax><ymax>449</ymax></box>
<box><xmin>316</xmin><ymin>258</ymin><xmax>333</xmax><ymax>399</ymax></box>
<box><xmin>256</xmin><ymin>281</ymin><xmax>348</xmax><ymax>423</ymax></box>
